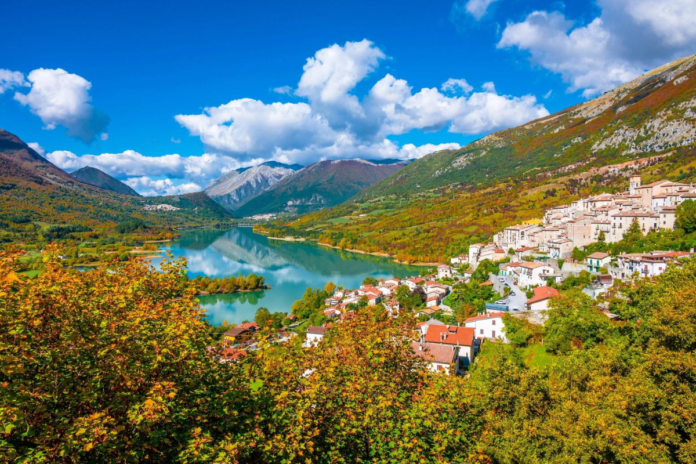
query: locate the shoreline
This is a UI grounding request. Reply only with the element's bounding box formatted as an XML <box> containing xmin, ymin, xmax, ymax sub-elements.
<box><xmin>317</xmin><ymin>242</ymin><xmax>441</xmax><ymax>267</ymax></box>
<box><xmin>196</xmin><ymin>286</ymin><xmax>270</xmax><ymax>297</ymax></box>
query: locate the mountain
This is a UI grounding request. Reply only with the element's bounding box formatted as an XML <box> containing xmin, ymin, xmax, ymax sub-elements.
<box><xmin>0</xmin><ymin>129</ymin><xmax>82</xmax><ymax>190</ymax></box>
<box><xmin>70</xmin><ymin>166</ymin><xmax>140</xmax><ymax>197</ymax></box>
<box><xmin>262</xmin><ymin>53</ymin><xmax>696</xmax><ymax>263</ymax></box>
<box><xmin>357</xmin><ymin>53</ymin><xmax>696</xmax><ymax>199</ymax></box>
<box><xmin>236</xmin><ymin>159</ymin><xmax>407</xmax><ymax>217</ymax></box>
<box><xmin>205</xmin><ymin>161</ymin><xmax>303</xmax><ymax>210</ymax></box>
<box><xmin>0</xmin><ymin>128</ymin><xmax>232</xmax><ymax>239</ymax></box>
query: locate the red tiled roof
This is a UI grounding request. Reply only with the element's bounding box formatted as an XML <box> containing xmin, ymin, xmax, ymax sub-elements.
<box><xmin>424</xmin><ymin>325</ymin><xmax>475</xmax><ymax>347</ymax></box>
<box><xmin>587</xmin><ymin>252</ymin><xmax>610</xmax><ymax>259</ymax></box>
<box><xmin>465</xmin><ymin>312</ymin><xmax>506</xmax><ymax>323</ymax></box>
<box><xmin>307</xmin><ymin>326</ymin><xmax>327</xmax><ymax>335</ymax></box>
<box><xmin>411</xmin><ymin>342</ymin><xmax>458</xmax><ymax>364</ymax></box>
<box><xmin>237</xmin><ymin>322</ymin><xmax>259</xmax><ymax>330</ymax></box>
<box><xmin>526</xmin><ymin>286</ymin><xmax>560</xmax><ymax>305</ymax></box>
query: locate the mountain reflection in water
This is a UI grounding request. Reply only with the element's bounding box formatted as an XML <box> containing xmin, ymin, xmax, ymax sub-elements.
<box><xmin>151</xmin><ymin>227</ymin><xmax>423</xmax><ymax>325</ymax></box>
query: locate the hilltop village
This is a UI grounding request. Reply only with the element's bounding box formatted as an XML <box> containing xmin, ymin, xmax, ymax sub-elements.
<box><xmin>219</xmin><ymin>174</ymin><xmax>696</xmax><ymax>375</ymax></box>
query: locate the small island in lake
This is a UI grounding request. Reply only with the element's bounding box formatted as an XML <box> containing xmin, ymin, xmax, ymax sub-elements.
<box><xmin>190</xmin><ymin>273</ymin><xmax>268</xmax><ymax>296</ymax></box>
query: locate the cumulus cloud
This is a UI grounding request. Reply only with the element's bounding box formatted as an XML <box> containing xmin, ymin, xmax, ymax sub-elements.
<box><xmin>498</xmin><ymin>0</ymin><xmax>696</xmax><ymax>97</ymax></box>
<box><xmin>176</xmin><ymin>40</ymin><xmax>547</xmax><ymax>166</ymax></box>
<box><xmin>124</xmin><ymin>177</ymin><xmax>202</xmax><ymax>196</ymax></box>
<box><xmin>13</xmin><ymin>68</ymin><xmax>109</xmax><ymax>143</ymax></box>
<box><xmin>27</xmin><ymin>142</ymin><xmax>46</xmax><ymax>157</ymax></box>
<box><xmin>46</xmin><ymin>149</ymin><xmax>241</xmax><ymax>194</ymax></box>
<box><xmin>441</xmin><ymin>78</ymin><xmax>474</xmax><ymax>94</ymax></box>
<box><xmin>0</xmin><ymin>69</ymin><xmax>27</xmax><ymax>94</ymax></box>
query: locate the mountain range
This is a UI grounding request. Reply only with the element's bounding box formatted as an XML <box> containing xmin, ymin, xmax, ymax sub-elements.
<box><xmin>234</xmin><ymin>159</ymin><xmax>407</xmax><ymax>217</ymax></box>
<box><xmin>263</xmin><ymin>53</ymin><xmax>696</xmax><ymax>263</ymax></box>
<box><xmin>204</xmin><ymin>161</ymin><xmax>302</xmax><ymax>210</ymax></box>
<box><xmin>0</xmin><ymin>128</ymin><xmax>232</xmax><ymax>239</ymax></box>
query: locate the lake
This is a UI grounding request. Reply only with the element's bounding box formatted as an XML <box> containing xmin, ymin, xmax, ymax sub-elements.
<box><xmin>150</xmin><ymin>228</ymin><xmax>423</xmax><ymax>325</ymax></box>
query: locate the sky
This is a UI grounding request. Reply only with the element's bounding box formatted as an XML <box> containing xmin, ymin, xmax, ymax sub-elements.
<box><xmin>2</xmin><ymin>0</ymin><xmax>696</xmax><ymax>195</ymax></box>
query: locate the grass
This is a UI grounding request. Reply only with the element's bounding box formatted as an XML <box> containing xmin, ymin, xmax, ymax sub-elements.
<box><xmin>522</xmin><ymin>344</ymin><xmax>556</xmax><ymax>368</ymax></box>
<box><xmin>19</xmin><ymin>270</ymin><xmax>41</xmax><ymax>278</ymax></box>
<box><xmin>328</xmin><ymin>217</ymin><xmax>351</xmax><ymax>224</ymax></box>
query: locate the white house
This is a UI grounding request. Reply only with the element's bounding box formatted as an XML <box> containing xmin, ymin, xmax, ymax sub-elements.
<box><xmin>525</xmin><ymin>286</ymin><xmax>560</xmax><ymax>311</ymax></box>
<box><xmin>464</xmin><ymin>312</ymin><xmax>508</xmax><ymax>343</ymax></box>
<box><xmin>437</xmin><ymin>265</ymin><xmax>453</xmax><ymax>279</ymax></box>
<box><xmin>616</xmin><ymin>251</ymin><xmax>691</xmax><ymax>279</ymax></box>
<box><xmin>423</xmin><ymin>324</ymin><xmax>476</xmax><ymax>370</ymax></box>
<box><xmin>304</xmin><ymin>326</ymin><xmax>327</xmax><ymax>347</ymax></box>
<box><xmin>403</xmin><ymin>277</ymin><xmax>424</xmax><ymax>291</ymax></box>
<box><xmin>586</xmin><ymin>252</ymin><xmax>611</xmax><ymax>273</ymax></box>
<box><xmin>411</xmin><ymin>342</ymin><xmax>459</xmax><ymax>375</ymax></box>
<box><xmin>517</xmin><ymin>262</ymin><xmax>555</xmax><ymax>288</ymax></box>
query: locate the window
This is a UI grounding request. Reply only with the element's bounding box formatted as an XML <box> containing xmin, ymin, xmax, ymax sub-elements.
<box><xmin>492</xmin><ymin>330</ymin><xmax>496</xmax><ymax>338</ymax></box>
<box><xmin>492</xmin><ymin>320</ymin><xmax>496</xmax><ymax>326</ymax></box>
<box><xmin>480</xmin><ymin>329</ymin><xmax>483</xmax><ymax>335</ymax></box>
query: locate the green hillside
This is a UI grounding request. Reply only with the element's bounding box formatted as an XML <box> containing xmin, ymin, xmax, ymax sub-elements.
<box><xmin>236</xmin><ymin>159</ymin><xmax>405</xmax><ymax>217</ymax></box>
<box><xmin>262</xmin><ymin>53</ymin><xmax>696</xmax><ymax>263</ymax></box>
<box><xmin>357</xmin><ymin>54</ymin><xmax>696</xmax><ymax>199</ymax></box>
<box><xmin>0</xmin><ymin>128</ymin><xmax>233</xmax><ymax>244</ymax></box>
<box><xmin>71</xmin><ymin>166</ymin><xmax>140</xmax><ymax>196</ymax></box>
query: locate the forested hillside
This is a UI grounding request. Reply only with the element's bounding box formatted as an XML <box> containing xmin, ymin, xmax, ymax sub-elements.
<box><xmin>0</xmin><ymin>128</ymin><xmax>233</xmax><ymax>244</ymax></box>
<box><xmin>262</xmin><ymin>54</ymin><xmax>696</xmax><ymax>263</ymax></box>
<box><xmin>235</xmin><ymin>159</ymin><xmax>406</xmax><ymax>217</ymax></box>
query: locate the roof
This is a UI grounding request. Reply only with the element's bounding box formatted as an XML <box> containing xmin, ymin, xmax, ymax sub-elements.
<box><xmin>587</xmin><ymin>252</ymin><xmax>610</xmax><ymax>259</ymax></box>
<box><xmin>426</xmin><ymin>295</ymin><xmax>439</xmax><ymax>302</ymax></box>
<box><xmin>306</xmin><ymin>326</ymin><xmax>327</xmax><ymax>335</ymax></box>
<box><xmin>225</xmin><ymin>327</ymin><xmax>251</xmax><ymax>338</ymax></box>
<box><xmin>465</xmin><ymin>312</ymin><xmax>506</xmax><ymax>323</ymax></box>
<box><xmin>519</xmin><ymin>262</ymin><xmax>546</xmax><ymax>269</ymax></box>
<box><xmin>424</xmin><ymin>324</ymin><xmax>475</xmax><ymax>347</ymax></box>
<box><xmin>237</xmin><ymin>322</ymin><xmax>259</xmax><ymax>330</ymax></box>
<box><xmin>597</xmin><ymin>274</ymin><xmax>613</xmax><ymax>284</ymax></box>
<box><xmin>411</xmin><ymin>342</ymin><xmax>458</xmax><ymax>364</ymax></box>
<box><xmin>526</xmin><ymin>286</ymin><xmax>560</xmax><ymax>305</ymax></box>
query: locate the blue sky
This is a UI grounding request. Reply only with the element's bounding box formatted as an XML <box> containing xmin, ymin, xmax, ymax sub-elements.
<box><xmin>2</xmin><ymin>0</ymin><xmax>695</xmax><ymax>195</ymax></box>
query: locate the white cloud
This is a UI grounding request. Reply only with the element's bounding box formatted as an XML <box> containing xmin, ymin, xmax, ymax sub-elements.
<box><xmin>124</xmin><ymin>177</ymin><xmax>202</xmax><ymax>196</ymax></box>
<box><xmin>370</xmin><ymin>76</ymin><xmax>548</xmax><ymax>136</ymax></box>
<box><xmin>45</xmin><ymin>149</ymin><xmax>241</xmax><ymax>193</ymax></box>
<box><xmin>397</xmin><ymin>143</ymin><xmax>462</xmax><ymax>160</ymax></box>
<box><xmin>0</xmin><ymin>69</ymin><xmax>27</xmax><ymax>94</ymax></box>
<box><xmin>465</xmin><ymin>0</ymin><xmax>499</xmax><ymax>20</ymax></box>
<box><xmin>296</xmin><ymin>39</ymin><xmax>385</xmax><ymax>130</ymax></box>
<box><xmin>441</xmin><ymin>78</ymin><xmax>474</xmax><ymax>94</ymax></box>
<box><xmin>176</xmin><ymin>40</ymin><xmax>548</xmax><ymax>166</ymax></box>
<box><xmin>171</xmin><ymin>137</ymin><xmax>181</xmax><ymax>144</ymax></box>
<box><xmin>27</xmin><ymin>142</ymin><xmax>45</xmax><ymax>156</ymax></box>
<box><xmin>273</xmin><ymin>85</ymin><xmax>293</xmax><ymax>95</ymax></box>
<box><xmin>498</xmin><ymin>1</ymin><xmax>696</xmax><ymax>97</ymax></box>
<box><xmin>14</xmin><ymin>68</ymin><xmax>109</xmax><ymax>143</ymax></box>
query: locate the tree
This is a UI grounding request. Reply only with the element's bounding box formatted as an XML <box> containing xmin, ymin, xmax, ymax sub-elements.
<box><xmin>543</xmin><ymin>290</ymin><xmax>614</xmax><ymax>354</ymax></box>
<box><xmin>676</xmin><ymin>199</ymin><xmax>696</xmax><ymax>234</ymax></box>
<box><xmin>324</xmin><ymin>281</ymin><xmax>336</xmax><ymax>295</ymax></box>
<box><xmin>0</xmin><ymin>250</ymin><xmax>251</xmax><ymax>462</ymax></box>
<box><xmin>362</xmin><ymin>276</ymin><xmax>378</xmax><ymax>286</ymax></box>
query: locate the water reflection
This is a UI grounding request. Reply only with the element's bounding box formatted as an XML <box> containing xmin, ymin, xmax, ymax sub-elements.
<box><xmin>154</xmin><ymin>228</ymin><xmax>423</xmax><ymax>325</ymax></box>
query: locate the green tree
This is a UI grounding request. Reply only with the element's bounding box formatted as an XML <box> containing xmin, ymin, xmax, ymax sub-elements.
<box><xmin>676</xmin><ymin>199</ymin><xmax>696</xmax><ymax>234</ymax></box>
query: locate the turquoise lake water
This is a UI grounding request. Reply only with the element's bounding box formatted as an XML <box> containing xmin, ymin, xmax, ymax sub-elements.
<box><xmin>150</xmin><ymin>228</ymin><xmax>423</xmax><ymax>325</ymax></box>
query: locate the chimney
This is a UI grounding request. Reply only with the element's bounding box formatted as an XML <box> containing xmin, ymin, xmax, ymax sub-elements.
<box><xmin>419</xmin><ymin>344</ymin><xmax>422</xmax><ymax>351</ymax></box>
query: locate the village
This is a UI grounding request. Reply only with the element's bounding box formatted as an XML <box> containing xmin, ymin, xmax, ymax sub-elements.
<box><xmin>217</xmin><ymin>174</ymin><xmax>695</xmax><ymax>375</ymax></box>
